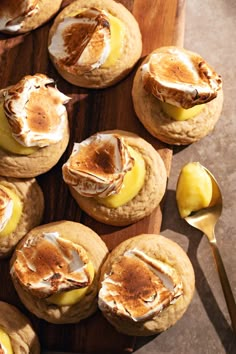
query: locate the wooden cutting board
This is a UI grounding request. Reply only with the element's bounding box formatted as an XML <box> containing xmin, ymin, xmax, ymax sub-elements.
<box><xmin>0</xmin><ymin>1</ymin><xmax>185</xmax><ymax>353</ymax></box>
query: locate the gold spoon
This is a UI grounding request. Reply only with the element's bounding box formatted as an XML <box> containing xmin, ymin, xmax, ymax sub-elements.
<box><xmin>183</xmin><ymin>165</ymin><xmax>236</xmax><ymax>333</ymax></box>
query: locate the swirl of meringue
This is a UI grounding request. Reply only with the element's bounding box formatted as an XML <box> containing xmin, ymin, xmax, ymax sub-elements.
<box><xmin>99</xmin><ymin>248</ymin><xmax>183</xmax><ymax>322</ymax></box>
<box><xmin>48</xmin><ymin>7</ymin><xmax>111</xmax><ymax>74</ymax></box>
<box><xmin>11</xmin><ymin>231</ymin><xmax>93</xmax><ymax>299</ymax></box>
<box><xmin>3</xmin><ymin>73</ymin><xmax>70</xmax><ymax>148</ymax></box>
<box><xmin>62</xmin><ymin>133</ymin><xmax>134</xmax><ymax>198</ymax></box>
<box><xmin>142</xmin><ymin>46</ymin><xmax>222</xmax><ymax>109</ymax></box>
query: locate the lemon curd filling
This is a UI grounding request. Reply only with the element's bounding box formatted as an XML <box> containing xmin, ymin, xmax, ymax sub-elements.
<box><xmin>0</xmin><ymin>103</ymin><xmax>37</xmax><ymax>155</ymax></box>
<box><xmin>97</xmin><ymin>146</ymin><xmax>146</xmax><ymax>208</ymax></box>
<box><xmin>160</xmin><ymin>100</ymin><xmax>205</xmax><ymax>121</ymax></box>
<box><xmin>101</xmin><ymin>14</ymin><xmax>125</xmax><ymax>68</ymax></box>
<box><xmin>0</xmin><ymin>327</ymin><xmax>13</xmax><ymax>354</ymax></box>
<box><xmin>176</xmin><ymin>162</ymin><xmax>212</xmax><ymax>218</ymax></box>
<box><xmin>0</xmin><ymin>184</ymin><xmax>23</xmax><ymax>238</ymax></box>
<box><xmin>47</xmin><ymin>261</ymin><xmax>95</xmax><ymax>306</ymax></box>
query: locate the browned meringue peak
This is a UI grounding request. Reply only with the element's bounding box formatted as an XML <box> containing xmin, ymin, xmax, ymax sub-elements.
<box><xmin>0</xmin><ymin>187</ymin><xmax>13</xmax><ymax>233</ymax></box>
<box><xmin>0</xmin><ymin>0</ymin><xmax>39</xmax><ymax>32</ymax></box>
<box><xmin>142</xmin><ymin>46</ymin><xmax>222</xmax><ymax>109</ymax></box>
<box><xmin>3</xmin><ymin>74</ymin><xmax>70</xmax><ymax>148</ymax></box>
<box><xmin>99</xmin><ymin>249</ymin><xmax>183</xmax><ymax>322</ymax></box>
<box><xmin>48</xmin><ymin>8</ymin><xmax>111</xmax><ymax>73</ymax></box>
<box><xmin>62</xmin><ymin>133</ymin><xmax>134</xmax><ymax>198</ymax></box>
<box><xmin>11</xmin><ymin>232</ymin><xmax>93</xmax><ymax>299</ymax></box>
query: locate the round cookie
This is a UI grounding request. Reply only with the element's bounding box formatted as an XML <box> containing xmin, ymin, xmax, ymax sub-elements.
<box><xmin>0</xmin><ymin>74</ymin><xmax>70</xmax><ymax>178</ymax></box>
<box><xmin>132</xmin><ymin>46</ymin><xmax>223</xmax><ymax>145</ymax></box>
<box><xmin>48</xmin><ymin>0</ymin><xmax>142</xmax><ymax>88</ymax></box>
<box><xmin>0</xmin><ymin>176</ymin><xmax>44</xmax><ymax>258</ymax></box>
<box><xmin>62</xmin><ymin>130</ymin><xmax>167</xmax><ymax>226</ymax></box>
<box><xmin>0</xmin><ymin>0</ymin><xmax>63</xmax><ymax>34</ymax></box>
<box><xmin>98</xmin><ymin>234</ymin><xmax>195</xmax><ymax>336</ymax></box>
<box><xmin>10</xmin><ymin>220</ymin><xmax>109</xmax><ymax>324</ymax></box>
<box><xmin>0</xmin><ymin>301</ymin><xmax>40</xmax><ymax>354</ymax></box>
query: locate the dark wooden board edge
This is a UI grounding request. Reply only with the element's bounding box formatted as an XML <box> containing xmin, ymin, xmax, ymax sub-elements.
<box><xmin>0</xmin><ymin>0</ymin><xmax>186</xmax><ymax>352</ymax></box>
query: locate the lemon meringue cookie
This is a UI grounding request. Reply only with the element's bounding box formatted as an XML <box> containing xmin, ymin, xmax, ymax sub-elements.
<box><xmin>62</xmin><ymin>130</ymin><xmax>167</xmax><ymax>226</ymax></box>
<box><xmin>98</xmin><ymin>234</ymin><xmax>195</xmax><ymax>336</ymax></box>
<box><xmin>132</xmin><ymin>46</ymin><xmax>223</xmax><ymax>145</ymax></box>
<box><xmin>48</xmin><ymin>0</ymin><xmax>142</xmax><ymax>88</ymax></box>
<box><xmin>0</xmin><ymin>0</ymin><xmax>63</xmax><ymax>34</ymax></box>
<box><xmin>0</xmin><ymin>176</ymin><xmax>44</xmax><ymax>258</ymax></box>
<box><xmin>10</xmin><ymin>220</ymin><xmax>108</xmax><ymax>324</ymax></box>
<box><xmin>0</xmin><ymin>301</ymin><xmax>40</xmax><ymax>354</ymax></box>
<box><xmin>0</xmin><ymin>73</ymin><xmax>70</xmax><ymax>178</ymax></box>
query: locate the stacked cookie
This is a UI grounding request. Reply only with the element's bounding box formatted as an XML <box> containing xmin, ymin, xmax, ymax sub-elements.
<box><xmin>132</xmin><ymin>46</ymin><xmax>223</xmax><ymax>145</ymax></box>
<box><xmin>10</xmin><ymin>220</ymin><xmax>109</xmax><ymax>324</ymax></box>
<box><xmin>48</xmin><ymin>0</ymin><xmax>142</xmax><ymax>88</ymax></box>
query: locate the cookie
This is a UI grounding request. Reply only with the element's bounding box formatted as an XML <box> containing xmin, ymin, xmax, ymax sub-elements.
<box><xmin>132</xmin><ymin>46</ymin><xmax>223</xmax><ymax>145</ymax></box>
<box><xmin>0</xmin><ymin>301</ymin><xmax>40</xmax><ymax>354</ymax></box>
<box><xmin>0</xmin><ymin>0</ymin><xmax>63</xmax><ymax>34</ymax></box>
<box><xmin>0</xmin><ymin>176</ymin><xmax>44</xmax><ymax>258</ymax></box>
<box><xmin>62</xmin><ymin>130</ymin><xmax>167</xmax><ymax>226</ymax></box>
<box><xmin>0</xmin><ymin>73</ymin><xmax>70</xmax><ymax>178</ymax></box>
<box><xmin>98</xmin><ymin>234</ymin><xmax>195</xmax><ymax>336</ymax></box>
<box><xmin>48</xmin><ymin>0</ymin><xmax>142</xmax><ymax>88</ymax></box>
<box><xmin>10</xmin><ymin>220</ymin><xmax>109</xmax><ymax>324</ymax></box>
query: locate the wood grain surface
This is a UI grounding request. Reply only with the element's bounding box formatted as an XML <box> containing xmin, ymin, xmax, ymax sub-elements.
<box><xmin>0</xmin><ymin>1</ymin><xmax>185</xmax><ymax>353</ymax></box>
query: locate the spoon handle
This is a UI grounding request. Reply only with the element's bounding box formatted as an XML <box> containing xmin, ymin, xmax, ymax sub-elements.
<box><xmin>210</xmin><ymin>241</ymin><xmax>236</xmax><ymax>333</ymax></box>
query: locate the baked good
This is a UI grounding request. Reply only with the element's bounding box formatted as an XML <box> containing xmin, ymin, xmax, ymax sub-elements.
<box><xmin>0</xmin><ymin>301</ymin><xmax>40</xmax><ymax>354</ymax></box>
<box><xmin>10</xmin><ymin>220</ymin><xmax>109</xmax><ymax>324</ymax></box>
<box><xmin>132</xmin><ymin>46</ymin><xmax>223</xmax><ymax>145</ymax></box>
<box><xmin>0</xmin><ymin>176</ymin><xmax>44</xmax><ymax>258</ymax></box>
<box><xmin>0</xmin><ymin>73</ymin><xmax>70</xmax><ymax>178</ymax></box>
<box><xmin>0</xmin><ymin>0</ymin><xmax>63</xmax><ymax>34</ymax></box>
<box><xmin>48</xmin><ymin>0</ymin><xmax>142</xmax><ymax>88</ymax></box>
<box><xmin>62</xmin><ymin>130</ymin><xmax>167</xmax><ymax>226</ymax></box>
<box><xmin>98</xmin><ymin>234</ymin><xmax>195</xmax><ymax>336</ymax></box>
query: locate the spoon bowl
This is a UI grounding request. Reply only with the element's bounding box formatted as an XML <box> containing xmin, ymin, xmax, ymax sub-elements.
<box><xmin>181</xmin><ymin>164</ymin><xmax>236</xmax><ymax>333</ymax></box>
<box><xmin>185</xmin><ymin>166</ymin><xmax>222</xmax><ymax>242</ymax></box>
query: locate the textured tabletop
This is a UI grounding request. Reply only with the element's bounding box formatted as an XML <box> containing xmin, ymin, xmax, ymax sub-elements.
<box><xmin>135</xmin><ymin>0</ymin><xmax>236</xmax><ymax>353</ymax></box>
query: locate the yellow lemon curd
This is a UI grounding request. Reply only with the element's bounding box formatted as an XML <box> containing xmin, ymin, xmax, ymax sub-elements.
<box><xmin>0</xmin><ymin>184</ymin><xmax>23</xmax><ymax>237</ymax></box>
<box><xmin>101</xmin><ymin>13</ymin><xmax>125</xmax><ymax>67</ymax></box>
<box><xmin>0</xmin><ymin>327</ymin><xmax>13</xmax><ymax>354</ymax></box>
<box><xmin>47</xmin><ymin>261</ymin><xmax>95</xmax><ymax>306</ymax></box>
<box><xmin>0</xmin><ymin>103</ymin><xmax>37</xmax><ymax>155</ymax></box>
<box><xmin>160</xmin><ymin>101</ymin><xmax>205</xmax><ymax>121</ymax></box>
<box><xmin>176</xmin><ymin>162</ymin><xmax>212</xmax><ymax>218</ymax></box>
<box><xmin>97</xmin><ymin>146</ymin><xmax>146</xmax><ymax>208</ymax></box>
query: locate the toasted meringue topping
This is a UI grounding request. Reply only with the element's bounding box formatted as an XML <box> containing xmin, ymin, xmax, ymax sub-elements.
<box><xmin>11</xmin><ymin>232</ymin><xmax>93</xmax><ymax>298</ymax></box>
<box><xmin>3</xmin><ymin>74</ymin><xmax>70</xmax><ymax>148</ymax></box>
<box><xmin>48</xmin><ymin>8</ymin><xmax>111</xmax><ymax>73</ymax></box>
<box><xmin>99</xmin><ymin>248</ymin><xmax>183</xmax><ymax>322</ymax></box>
<box><xmin>0</xmin><ymin>187</ymin><xmax>13</xmax><ymax>233</ymax></box>
<box><xmin>0</xmin><ymin>0</ymin><xmax>39</xmax><ymax>32</ymax></box>
<box><xmin>62</xmin><ymin>133</ymin><xmax>134</xmax><ymax>198</ymax></box>
<box><xmin>142</xmin><ymin>47</ymin><xmax>222</xmax><ymax>109</ymax></box>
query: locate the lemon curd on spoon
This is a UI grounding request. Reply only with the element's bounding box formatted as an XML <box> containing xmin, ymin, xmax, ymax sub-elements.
<box><xmin>176</xmin><ymin>162</ymin><xmax>213</xmax><ymax>218</ymax></box>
